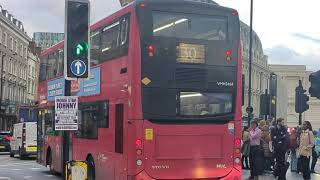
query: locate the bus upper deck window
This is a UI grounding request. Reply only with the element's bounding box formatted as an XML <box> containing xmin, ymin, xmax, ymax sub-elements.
<box><xmin>120</xmin><ymin>18</ymin><xmax>129</xmax><ymax>46</ymax></box>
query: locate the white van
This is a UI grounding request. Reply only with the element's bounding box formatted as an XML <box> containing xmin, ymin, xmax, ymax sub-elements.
<box><xmin>10</xmin><ymin>122</ymin><xmax>37</xmax><ymax>159</ymax></box>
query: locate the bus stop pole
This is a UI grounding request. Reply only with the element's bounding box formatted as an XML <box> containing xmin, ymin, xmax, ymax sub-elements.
<box><xmin>62</xmin><ymin>80</ymin><xmax>71</xmax><ymax>179</ymax></box>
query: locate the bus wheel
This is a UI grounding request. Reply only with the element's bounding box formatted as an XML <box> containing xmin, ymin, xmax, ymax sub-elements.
<box><xmin>87</xmin><ymin>155</ymin><xmax>95</xmax><ymax>180</ymax></box>
<box><xmin>46</xmin><ymin>148</ymin><xmax>53</xmax><ymax>172</ymax></box>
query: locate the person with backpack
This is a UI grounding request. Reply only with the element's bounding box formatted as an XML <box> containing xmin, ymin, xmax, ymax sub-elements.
<box><xmin>271</xmin><ymin>118</ymin><xmax>289</xmax><ymax>180</ymax></box>
<box><xmin>298</xmin><ymin>121</ymin><xmax>314</xmax><ymax>180</ymax></box>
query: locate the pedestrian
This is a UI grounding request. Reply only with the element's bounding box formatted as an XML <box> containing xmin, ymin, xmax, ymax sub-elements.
<box><xmin>298</xmin><ymin>121</ymin><xmax>314</xmax><ymax>180</ymax></box>
<box><xmin>296</xmin><ymin>125</ymin><xmax>303</xmax><ymax>174</ymax></box>
<box><xmin>310</xmin><ymin>130</ymin><xmax>318</xmax><ymax>173</ymax></box>
<box><xmin>259</xmin><ymin>120</ymin><xmax>266</xmax><ymax>129</ymax></box>
<box><xmin>289</xmin><ymin>127</ymin><xmax>299</xmax><ymax>172</ymax></box>
<box><xmin>242</xmin><ymin>126</ymin><xmax>250</xmax><ymax>170</ymax></box>
<box><xmin>247</xmin><ymin>120</ymin><xmax>262</xmax><ymax>180</ymax></box>
<box><xmin>271</xmin><ymin>118</ymin><xmax>288</xmax><ymax>180</ymax></box>
<box><xmin>261</xmin><ymin>125</ymin><xmax>273</xmax><ymax>172</ymax></box>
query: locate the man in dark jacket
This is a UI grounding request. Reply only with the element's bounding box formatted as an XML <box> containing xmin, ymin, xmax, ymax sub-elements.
<box><xmin>271</xmin><ymin>118</ymin><xmax>289</xmax><ymax>180</ymax></box>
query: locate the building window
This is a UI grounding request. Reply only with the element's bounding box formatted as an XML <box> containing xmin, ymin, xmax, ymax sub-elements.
<box><xmin>14</xmin><ymin>40</ymin><xmax>18</xmax><ymax>53</ymax></box>
<box><xmin>25</xmin><ymin>47</ymin><xmax>28</xmax><ymax>59</ymax></box>
<box><xmin>3</xmin><ymin>32</ymin><xmax>7</xmax><ymax>47</ymax></box>
<box><xmin>20</xmin><ymin>44</ymin><xmax>23</xmax><ymax>56</ymax></box>
<box><xmin>10</xmin><ymin>36</ymin><xmax>13</xmax><ymax>50</ymax></box>
<box><xmin>32</xmin><ymin>66</ymin><xmax>35</xmax><ymax>77</ymax></box>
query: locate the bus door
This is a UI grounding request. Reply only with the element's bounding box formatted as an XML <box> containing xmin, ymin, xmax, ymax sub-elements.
<box><xmin>113</xmin><ymin>99</ymin><xmax>128</xmax><ymax>180</ymax></box>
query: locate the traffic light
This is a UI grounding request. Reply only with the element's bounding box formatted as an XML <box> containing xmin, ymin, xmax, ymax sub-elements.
<box><xmin>295</xmin><ymin>80</ymin><xmax>309</xmax><ymax>113</ymax></box>
<box><xmin>260</xmin><ymin>90</ymin><xmax>270</xmax><ymax>116</ymax></box>
<box><xmin>65</xmin><ymin>0</ymin><xmax>90</xmax><ymax>79</ymax></box>
<box><xmin>309</xmin><ymin>70</ymin><xmax>320</xmax><ymax>99</ymax></box>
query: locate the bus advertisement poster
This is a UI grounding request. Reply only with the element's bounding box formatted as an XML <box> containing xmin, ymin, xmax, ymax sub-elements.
<box><xmin>55</xmin><ymin>96</ymin><xmax>78</xmax><ymax>131</ymax></box>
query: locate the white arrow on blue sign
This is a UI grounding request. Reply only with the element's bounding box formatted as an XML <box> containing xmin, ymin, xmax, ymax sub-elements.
<box><xmin>70</xmin><ymin>60</ymin><xmax>87</xmax><ymax>77</ymax></box>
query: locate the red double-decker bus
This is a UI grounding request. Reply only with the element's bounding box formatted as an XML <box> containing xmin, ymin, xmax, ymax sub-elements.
<box><xmin>37</xmin><ymin>0</ymin><xmax>242</xmax><ymax>179</ymax></box>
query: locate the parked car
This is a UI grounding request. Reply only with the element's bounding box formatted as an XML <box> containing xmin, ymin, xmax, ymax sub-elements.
<box><xmin>0</xmin><ymin>131</ymin><xmax>12</xmax><ymax>152</ymax></box>
<box><xmin>10</xmin><ymin>122</ymin><xmax>37</xmax><ymax>159</ymax></box>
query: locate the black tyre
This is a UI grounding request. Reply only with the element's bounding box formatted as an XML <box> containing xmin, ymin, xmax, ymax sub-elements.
<box><xmin>47</xmin><ymin>149</ymin><xmax>54</xmax><ymax>173</ymax></box>
<box><xmin>87</xmin><ymin>156</ymin><xmax>95</xmax><ymax>180</ymax></box>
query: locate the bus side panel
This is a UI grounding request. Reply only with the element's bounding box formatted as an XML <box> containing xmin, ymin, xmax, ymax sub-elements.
<box><xmin>44</xmin><ymin>135</ymin><xmax>63</xmax><ymax>173</ymax></box>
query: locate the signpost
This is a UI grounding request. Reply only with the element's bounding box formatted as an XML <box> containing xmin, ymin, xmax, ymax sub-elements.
<box><xmin>55</xmin><ymin>96</ymin><xmax>78</xmax><ymax>131</ymax></box>
<box><xmin>63</xmin><ymin>0</ymin><xmax>90</xmax><ymax>179</ymax></box>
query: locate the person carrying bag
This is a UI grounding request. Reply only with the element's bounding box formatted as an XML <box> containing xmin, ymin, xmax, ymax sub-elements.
<box><xmin>298</xmin><ymin>121</ymin><xmax>314</xmax><ymax>180</ymax></box>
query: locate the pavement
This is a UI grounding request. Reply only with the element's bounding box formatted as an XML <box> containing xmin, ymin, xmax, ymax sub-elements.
<box><xmin>0</xmin><ymin>152</ymin><xmax>60</xmax><ymax>180</ymax></box>
<box><xmin>242</xmin><ymin>161</ymin><xmax>320</xmax><ymax>180</ymax></box>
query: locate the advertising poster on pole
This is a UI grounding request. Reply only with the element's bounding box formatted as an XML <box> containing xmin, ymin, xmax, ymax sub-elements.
<box><xmin>55</xmin><ymin>96</ymin><xmax>78</xmax><ymax>131</ymax></box>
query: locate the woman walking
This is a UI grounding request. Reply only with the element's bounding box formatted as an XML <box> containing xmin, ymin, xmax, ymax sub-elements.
<box><xmin>298</xmin><ymin>121</ymin><xmax>314</xmax><ymax>180</ymax></box>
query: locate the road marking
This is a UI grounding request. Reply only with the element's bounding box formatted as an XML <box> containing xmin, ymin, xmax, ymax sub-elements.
<box><xmin>29</xmin><ymin>167</ymin><xmax>41</xmax><ymax>170</ymax></box>
<box><xmin>0</xmin><ymin>177</ymin><xmax>12</xmax><ymax>180</ymax></box>
<box><xmin>11</xmin><ymin>169</ymin><xmax>22</xmax><ymax>171</ymax></box>
<box><xmin>0</xmin><ymin>162</ymin><xmax>34</xmax><ymax>167</ymax></box>
<box><xmin>23</xmin><ymin>176</ymin><xmax>32</xmax><ymax>179</ymax></box>
<box><xmin>44</xmin><ymin>175</ymin><xmax>54</xmax><ymax>177</ymax></box>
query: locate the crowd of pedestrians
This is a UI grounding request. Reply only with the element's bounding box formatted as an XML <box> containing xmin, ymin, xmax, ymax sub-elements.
<box><xmin>242</xmin><ymin>118</ymin><xmax>318</xmax><ymax>180</ymax></box>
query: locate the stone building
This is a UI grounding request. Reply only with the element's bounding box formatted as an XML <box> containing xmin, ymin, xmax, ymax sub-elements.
<box><xmin>240</xmin><ymin>22</ymin><xmax>273</xmax><ymax>120</ymax></box>
<box><xmin>0</xmin><ymin>6</ymin><xmax>32</xmax><ymax>130</ymax></box>
<box><xmin>33</xmin><ymin>32</ymin><xmax>64</xmax><ymax>51</ymax></box>
<box><xmin>269</xmin><ymin>65</ymin><xmax>320</xmax><ymax>130</ymax></box>
<box><xmin>26</xmin><ymin>42</ymin><xmax>40</xmax><ymax>104</ymax></box>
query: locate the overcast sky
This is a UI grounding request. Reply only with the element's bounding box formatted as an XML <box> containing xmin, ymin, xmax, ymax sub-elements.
<box><xmin>1</xmin><ymin>0</ymin><xmax>319</xmax><ymax>71</ymax></box>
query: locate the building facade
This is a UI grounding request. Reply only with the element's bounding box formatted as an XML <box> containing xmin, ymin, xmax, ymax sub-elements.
<box><xmin>240</xmin><ymin>22</ymin><xmax>278</xmax><ymax>121</ymax></box>
<box><xmin>0</xmin><ymin>6</ymin><xmax>32</xmax><ymax>130</ymax></box>
<box><xmin>26</xmin><ymin>45</ymin><xmax>40</xmax><ymax>104</ymax></box>
<box><xmin>33</xmin><ymin>32</ymin><xmax>64</xmax><ymax>50</ymax></box>
<box><xmin>269</xmin><ymin>65</ymin><xmax>320</xmax><ymax>130</ymax></box>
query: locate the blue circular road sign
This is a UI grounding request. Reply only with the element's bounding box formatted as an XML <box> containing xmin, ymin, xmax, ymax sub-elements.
<box><xmin>70</xmin><ymin>60</ymin><xmax>86</xmax><ymax>77</ymax></box>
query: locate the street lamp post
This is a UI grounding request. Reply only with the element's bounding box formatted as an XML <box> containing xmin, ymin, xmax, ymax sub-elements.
<box><xmin>0</xmin><ymin>54</ymin><xmax>5</xmax><ymax>130</ymax></box>
<box><xmin>247</xmin><ymin>0</ymin><xmax>254</xmax><ymax>125</ymax></box>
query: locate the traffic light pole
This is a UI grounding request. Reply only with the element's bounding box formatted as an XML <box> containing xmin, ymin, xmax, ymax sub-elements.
<box><xmin>62</xmin><ymin>80</ymin><xmax>71</xmax><ymax>180</ymax></box>
<box><xmin>299</xmin><ymin>113</ymin><xmax>302</xmax><ymax>126</ymax></box>
<box><xmin>62</xmin><ymin>80</ymin><xmax>72</xmax><ymax>179</ymax></box>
